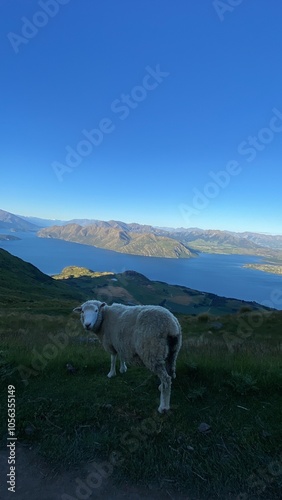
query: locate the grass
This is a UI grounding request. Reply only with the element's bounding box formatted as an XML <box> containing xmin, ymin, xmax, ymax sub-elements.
<box><xmin>1</xmin><ymin>308</ymin><xmax>282</xmax><ymax>499</ymax></box>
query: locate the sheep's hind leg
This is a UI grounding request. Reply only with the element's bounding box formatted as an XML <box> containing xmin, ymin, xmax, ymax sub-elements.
<box><xmin>119</xmin><ymin>359</ymin><xmax>127</xmax><ymax>374</ymax></box>
<box><xmin>153</xmin><ymin>363</ymin><xmax>172</xmax><ymax>413</ymax></box>
<box><xmin>107</xmin><ymin>354</ymin><xmax>117</xmax><ymax>378</ymax></box>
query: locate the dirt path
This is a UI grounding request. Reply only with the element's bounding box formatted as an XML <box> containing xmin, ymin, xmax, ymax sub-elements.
<box><xmin>0</xmin><ymin>444</ymin><xmax>188</xmax><ymax>500</ymax></box>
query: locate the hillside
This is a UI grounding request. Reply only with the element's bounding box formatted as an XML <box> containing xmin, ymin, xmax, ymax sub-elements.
<box><xmin>38</xmin><ymin>224</ymin><xmax>196</xmax><ymax>259</ymax></box>
<box><xmin>53</xmin><ymin>266</ymin><xmax>270</xmax><ymax>316</ymax></box>
<box><xmin>240</xmin><ymin>231</ymin><xmax>282</xmax><ymax>250</ymax></box>
<box><xmin>0</xmin><ymin>249</ymin><xmax>85</xmax><ymax>312</ymax></box>
<box><xmin>0</xmin><ymin>252</ymin><xmax>281</xmax><ymax>499</ymax></box>
<box><xmin>0</xmin><ymin>248</ymin><xmax>270</xmax><ymax>316</ymax></box>
<box><xmin>1</xmin><ymin>260</ymin><xmax>281</xmax><ymax>500</ymax></box>
<box><xmin>167</xmin><ymin>228</ymin><xmax>267</xmax><ymax>254</ymax></box>
<box><xmin>0</xmin><ymin>209</ymin><xmax>38</xmax><ymax>232</ymax></box>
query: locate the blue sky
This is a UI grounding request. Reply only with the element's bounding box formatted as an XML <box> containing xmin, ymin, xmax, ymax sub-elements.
<box><xmin>1</xmin><ymin>0</ymin><xmax>282</xmax><ymax>234</ymax></box>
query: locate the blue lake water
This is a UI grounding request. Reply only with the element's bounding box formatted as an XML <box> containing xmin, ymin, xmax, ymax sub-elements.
<box><xmin>0</xmin><ymin>231</ymin><xmax>282</xmax><ymax>309</ymax></box>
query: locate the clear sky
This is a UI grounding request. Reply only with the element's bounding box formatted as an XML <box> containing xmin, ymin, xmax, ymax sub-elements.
<box><xmin>1</xmin><ymin>0</ymin><xmax>282</xmax><ymax>234</ymax></box>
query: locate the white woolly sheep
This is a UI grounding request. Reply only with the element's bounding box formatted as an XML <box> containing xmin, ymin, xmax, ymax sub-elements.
<box><xmin>73</xmin><ymin>300</ymin><xmax>182</xmax><ymax>413</ymax></box>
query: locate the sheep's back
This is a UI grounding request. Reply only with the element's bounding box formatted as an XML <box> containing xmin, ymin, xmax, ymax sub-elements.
<box><xmin>104</xmin><ymin>304</ymin><xmax>180</xmax><ymax>365</ymax></box>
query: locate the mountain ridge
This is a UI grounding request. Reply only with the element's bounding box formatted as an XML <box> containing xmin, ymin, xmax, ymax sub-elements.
<box><xmin>2</xmin><ymin>209</ymin><xmax>282</xmax><ymax>262</ymax></box>
<box><xmin>0</xmin><ymin>209</ymin><xmax>39</xmax><ymax>232</ymax></box>
<box><xmin>38</xmin><ymin>223</ymin><xmax>196</xmax><ymax>259</ymax></box>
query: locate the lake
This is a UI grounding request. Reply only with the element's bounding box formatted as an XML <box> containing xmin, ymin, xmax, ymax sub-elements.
<box><xmin>0</xmin><ymin>231</ymin><xmax>282</xmax><ymax>310</ymax></box>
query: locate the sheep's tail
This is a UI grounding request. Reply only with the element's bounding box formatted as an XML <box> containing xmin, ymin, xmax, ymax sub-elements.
<box><xmin>165</xmin><ymin>326</ymin><xmax>182</xmax><ymax>379</ymax></box>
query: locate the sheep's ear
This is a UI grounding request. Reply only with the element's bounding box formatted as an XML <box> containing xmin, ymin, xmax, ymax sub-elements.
<box><xmin>100</xmin><ymin>302</ymin><xmax>106</xmax><ymax>308</ymax></box>
<box><xmin>73</xmin><ymin>306</ymin><xmax>82</xmax><ymax>313</ymax></box>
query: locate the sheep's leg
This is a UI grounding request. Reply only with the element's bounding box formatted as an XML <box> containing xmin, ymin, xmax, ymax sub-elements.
<box><xmin>158</xmin><ymin>380</ymin><xmax>171</xmax><ymax>413</ymax></box>
<box><xmin>161</xmin><ymin>378</ymin><xmax>172</xmax><ymax>412</ymax></box>
<box><xmin>166</xmin><ymin>335</ymin><xmax>181</xmax><ymax>379</ymax></box>
<box><xmin>107</xmin><ymin>354</ymin><xmax>117</xmax><ymax>378</ymax></box>
<box><xmin>166</xmin><ymin>358</ymin><xmax>177</xmax><ymax>379</ymax></box>
<box><xmin>119</xmin><ymin>359</ymin><xmax>127</xmax><ymax>374</ymax></box>
<box><xmin>170</xmin><ymin>342</ymin><xmax>181</xmax><ymax>379</ymax></box>
<box><xmin>152</xmin><ymin>363</ymin><xmax>172</xmax><ymax>413</ymax></box>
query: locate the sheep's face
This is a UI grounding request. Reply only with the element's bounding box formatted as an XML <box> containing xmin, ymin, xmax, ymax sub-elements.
<box><xmin>73</xmin><ymin>300</ymin><xmax>105</xmax><ymax>331</ymax></box>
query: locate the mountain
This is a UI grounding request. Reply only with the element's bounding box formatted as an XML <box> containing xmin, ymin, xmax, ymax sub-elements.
<box><xmin>36</xmin><ymin>217</ymin><xmax>282</xmax><ymax>260</ymax></box>
<box><xmin>9</xmin><ymin>210</ymin><xmax>282</xmax><ymax>257</ymax></box>
<box><xmin>16</xmin><ymin>212</ymin><xmax>282</xmax><ymax>248</ymax></box>
<box><xmin>166</xmin><ymin>228</ymin><xmax>265</xmax><ymax>254</ymax></box>
<box><xmin>0</xmin><ymin>209</ymin><xmax>39</xmax><ymax>232</ymax></box>
<box><xmin>0</xmin><ymin>248</ymin><xmax>85</xmax><ymax>311</ymax></box>
<box><xmin>16</xmin><ymin>215</ymin><xmax>67</xmax><ymax>228</ymax></box>
<box><xmin>38</xmin><ymin>224</ymin><xmax>196</xmax><ymax>259</ymax></box>
<box><xmin>239</xmin><ymin>231</ymin><xmax>282</xmax><ymax>250</ymax></box>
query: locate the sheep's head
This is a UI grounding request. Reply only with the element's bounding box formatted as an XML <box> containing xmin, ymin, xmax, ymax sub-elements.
<box><xmin>73</xmin><ymin>300</ymin><xmax>106</xmax><ymax>331</ymax></box>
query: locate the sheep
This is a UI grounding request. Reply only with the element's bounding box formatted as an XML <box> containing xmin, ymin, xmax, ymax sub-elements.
<box><xmin>73</xmin><ymin>300</ymin><xmax>182</xmax><ymax>413</ymax></box>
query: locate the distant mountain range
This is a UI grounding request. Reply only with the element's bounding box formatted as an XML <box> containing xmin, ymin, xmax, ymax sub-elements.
<box><xmin>0</xmin><ymin>209</ymin><xmax>38</xmax><ymax>232</ymax></box>
<box><xmin>38</xmin><ymin>223</ymin><xmax>196</xmax><ymax>259</ymax></box>
<box><xmin>1</xmin><ymin>208</ymin><xmax>282</xmax><ymax>262</ymax></box>
<box><xmin>37</xmin><ymin>219</ymin><xmax>282</xmax><ymax>259</ymax></box>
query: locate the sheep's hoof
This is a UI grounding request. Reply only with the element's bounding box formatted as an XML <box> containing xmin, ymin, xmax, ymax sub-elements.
<box><xmin>107</xmin><ymin>372</ymin><xmax>116</xmax><ymax>378</ymax></box>
<box><xmin>119</xmin><ymin>365</ymin><xmax>127</xmax><ymax>374</ymax></box>
<box><xmin>158</xmin><ymin>406</ymin><xmax>169</xmax><ymax>414</ymax></box>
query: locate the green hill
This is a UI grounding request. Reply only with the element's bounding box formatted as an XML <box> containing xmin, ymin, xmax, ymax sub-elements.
<box><xmin>0</xmin><ymin>249</ymin><xmax>85</xmax><ymax>312</ymax></box>
<box><xmin>0</xmin><ymin>252</ymin><xmax>281</xmax><ymax>499</ymax></box>
<box><xmin>0</xmin><ymin>250</ymin><xmax>271</xmax><ymax>316</ymax></box>
<box><xmin>53</xmin><ymin>266</ymin><xmax>270</xmax><ymax>316</ymax></box>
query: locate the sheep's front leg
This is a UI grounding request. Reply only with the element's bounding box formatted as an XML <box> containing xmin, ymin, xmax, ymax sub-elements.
<box><xmin>119</xmin><ymin>359</ymin><xmax>127</xmax><ymax>374</ymax></box>
<box><xmin>107</xmin><ymin>354</ymin><xmax>117</xmax><ymax>378</ymax></box>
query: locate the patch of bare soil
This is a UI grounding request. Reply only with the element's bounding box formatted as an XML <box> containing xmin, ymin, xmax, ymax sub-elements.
<box><xmin>0</xmin><ymin>444</ymin><xmax>189</xmax><ymax>500</ymax></box>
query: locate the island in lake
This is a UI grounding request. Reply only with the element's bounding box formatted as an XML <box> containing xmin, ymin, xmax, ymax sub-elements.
<box><xmin>0</xmin><ymin>234</ymin><xmax>21</xmax><ymax>241</ymax></box>
<box><xmin>244</xmin><ymin>263</ymin><xmax>282</xmax><ymax>276</ymax></box>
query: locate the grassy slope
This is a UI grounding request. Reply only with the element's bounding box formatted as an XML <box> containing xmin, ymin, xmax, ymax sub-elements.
<box><xmin>0</xmin><ymin>310</ymin><xmax>281</xmax><ymax>499</ymax></box>
<box><xmin>0</xmin><ymin>253</ymin><xmax>281</xmax><ymax>498</ymax></box>
<box><xmin>53</xmin><ymin>266</ymin><xmax>271</xmax><ymax>316</ymax></box>
<box><xmin>0</xmin><ymin>248</ymin><xmax>86</xmax><ymax>313</ymax></box>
